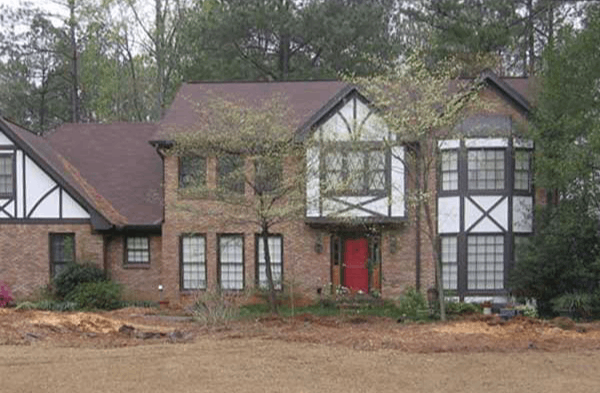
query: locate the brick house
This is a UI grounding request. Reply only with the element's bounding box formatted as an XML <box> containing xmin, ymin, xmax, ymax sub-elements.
<box><xmin>0</xmin><ymin>71</ymin><xmax>533</xmax><ymax>304</ymax></box>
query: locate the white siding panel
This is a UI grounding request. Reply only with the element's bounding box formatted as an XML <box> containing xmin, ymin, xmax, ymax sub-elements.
<box><xmin>438</xmin><ymin>139</ymin><xmax>460</xmax><ymax>150</ymax></box>
<box><xmin>25</xmin><ymin>155</ymin><xmax>57</xmax><ymax>217</ymax></box>
<box><xmin>0</xmin><ymin>210</ymin><xmax>8</xmax><ymax>218</ymax></box>
<box><xmin>320</xmin><ymin>113</ymin><xmax>351</xmax><ymax>142</ymax></box>
<box><xmin>0</xmin><ymin>130</ymin><xmax>13</xmax><ymax>145</ymax></box>
<box><xmin>391</xmin><ymin>146</ymin><xmax>405</xmax><ymax>217</ymax></box>
<box><xmin>29</xmin><ymin>187</ymin><xmax>59</xmax><ymax>218</ymax></box>
<box><xmin>438</xmin><ymin>196</ymin><xmax>460</xmax><ymax>234</ymax></box>
<box><xmin>465</xmin><ymin>138</ymin><xmax>508</xmax><ymax>148</ymax></box>
<box><xmin>3</xmin><ymin>200</ymin><xmax>14</xmax><ymax>218</ymax></box>
<box><xmin>339</xmin><ymin>99</ymin><xmax>354</xmax><ymax>128</ymax></box>
<box><xmin>322</xmin><ymin>197</ymin><xmax>374</xmax><ymax>217</ymax></box>
<box><xmin>361</xmin><ymin>197</ymin><xmax>389</xmax><ymax>216</ymax></box>
<box><xmin>488</xmin><ymin>197</ymin><xmax>508</xmax><ymax>231</ymax></box>
<box><xmin>305</xmin><ymin>147</ymin><xmax>320</xmax><ymax>217</ymax></box>
<box><xmin>471</xmin><ymin>195</ymin><xmax>503</xmax><ymax>212</ymax></box>
<box><xmin>464</xmin><ymin>198</ymin><xmax>480</xmax><ymax>230</ymax></box>
<box><xmin>62</xmin><ymin>191</ymin><xmax>89</xmax><ymax>218</ymax></box>
<box><xmin>470</xmin><ymin>217</ymin><xmax>503</xmax><ymax>233</ymax></box>
<box><xmin>15</xmin><ymin>150</ymin><xmax>23</xmax><ymax>218</ymax></box>
<box><xmin>513</xmin><ymin>196</ymin><xmax>533</xmax><ymax>233</ymax></box>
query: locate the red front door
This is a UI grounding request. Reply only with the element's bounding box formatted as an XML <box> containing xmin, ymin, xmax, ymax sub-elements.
<box><xmin>343</xmin><ymin>238</ymin><xmax>369</xmax><ymax>292</ymax></box>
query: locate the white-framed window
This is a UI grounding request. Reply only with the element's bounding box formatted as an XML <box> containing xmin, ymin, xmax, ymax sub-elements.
<box><xmin>441</xmin><ymin>150</ymin><xmax>458</xmax><ymax>191</ymax></box>
<box><xmin>126</xmin><ymin>237</ymin><xmax>150</xmax><ymax>264</ymax></box>
<box><xmin>514</xmin><ymin>150</ymin><xmax>532</xmax><ymax>191</ymax></box>
<box><xmin>467</xmin><ymin>235</ymin><xmax>504</xmax><ymax>290</ymax></box>
<box><xmin>181</xmin><ymin>235</ymin><xmax>206</xmax><ymax>290</ymax></box>
<box><xmin>441</xmin><ymin>236</ymin><xmax>458</xmax><ymax>290</ymax></box>
<box><xmin>256</xmin><ymin>235</ymin><xmax>283</xmax><ymax>290</ymax></box>
<box><xmin>0</xmin><ymin>154</ymin><xmax>14</xmax><ymax>198</ymax></box>
<box><xmin>468</xmin><ymin>149</ymin><xmax>505</xmax><ymax>190</ymax></box>
<box><xmin>218</xmin><ymin>235</ymin><xmax>244</xmax><ymax>290</ymax></box>
<box><xmin>323</xmin><ymin>148</ymin><xmax>386</xmax><ymax>195</ymax></box>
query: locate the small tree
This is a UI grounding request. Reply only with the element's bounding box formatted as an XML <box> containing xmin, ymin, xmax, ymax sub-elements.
<box><xmin>351</xmin><ymin>54</ymin><xmax>481</xmax><ymax>320</ymax></box>
<box><xmin>171</xmin><ymin>95</ymin><xmax>305</xmax><ymax>314</ymax></box>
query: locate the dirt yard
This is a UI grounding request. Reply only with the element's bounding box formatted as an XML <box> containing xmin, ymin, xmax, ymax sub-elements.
<box><xmin>2</xmin><ymin>308</ymin><xmax>600</xmax><ymax>392</ymax></box>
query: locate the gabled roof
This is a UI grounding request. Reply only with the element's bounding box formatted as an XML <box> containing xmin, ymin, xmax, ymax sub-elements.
<box><xmin>480</xmin><ymin>70</ymin><xmax>532</xmax><ymax>114</ymax></box>
<box><xmin>151</xmin><ymin>80</ymin><xmax>349</xmax><ymax>143</ymax></box>
<box><xmin>0</xmin><ymin>118</ymin><xmax>115</xmax><ymax>229</ymax></box>
<box><xmin>45</xmin><ymin>123</ymin><xmax>163</xmax><ymax>227</ymax></box>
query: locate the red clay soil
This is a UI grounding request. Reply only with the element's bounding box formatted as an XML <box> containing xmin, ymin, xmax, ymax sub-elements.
<box><xmin>1</xmin><ymin>307</ymin><xmax>600</xmax><ymax>353</ymax></box>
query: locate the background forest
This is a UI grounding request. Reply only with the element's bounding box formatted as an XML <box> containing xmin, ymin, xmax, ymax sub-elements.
<box><xmin>0</xmin><ymin>0</ymin><xmax>591</xmax><ymax>133</ymax></box>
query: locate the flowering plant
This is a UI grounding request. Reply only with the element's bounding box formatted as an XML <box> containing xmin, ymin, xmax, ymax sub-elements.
<box><xmin>0</xmin><ymin>281</ymin><xmax>13</xmax><ymax>307</ymax></box>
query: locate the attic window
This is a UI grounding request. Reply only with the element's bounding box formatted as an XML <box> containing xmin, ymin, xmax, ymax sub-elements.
<box><xmin>0</xmin><ymin>154</ymin><xmax>14</xmax><ymax>198</ymax></box>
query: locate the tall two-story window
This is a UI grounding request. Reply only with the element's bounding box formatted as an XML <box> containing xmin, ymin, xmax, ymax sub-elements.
<box><xmin>50</xmin><ymin>233</ymin><xmax>75</xmax><ymax>277</ymax></box>
<box><xmin>467</xmin><ymin>149</ymin><xmax>505</xmax><ymax>190</ymax></box>
<box><xmin>256</xmin><ymin>235</ymin><xmax>283</xmax><ymax>290</ymax></box>
<box><xmin>218</xmin><ymin>155</ymin><xmax>245</xmax><ymax>194</ymax></box>
<box><xmin>181</xmin><ymin>235</ymin><xmax>206</xmax><ymax>290</ymax></box>
<box><xmin>440</xmin><ymin>150</ymin><xmax>458</xmax><ymax>191</ymax></box>
<box><xmin>179</xmin><ymin>156</ymin><xmax>206</xmax><ymax>188</ymax></box>
<box><xmin>441</xmin><ymin>236</ymin><xmax>458</xmax><ymax>290</ymax></box>
<box><xmin>324</xmin><ymin>149</ymin><xmax>385</xmax><ymax>194</ymax></box>
<box><xmin>0</xmin><ymin>154</ymin><xmax>14</xmax><ymax>198</ymax></box>
<box><xmin>514</xmin><ymin>150</ymin><xmax>532</xmax><ymax>191</ymax></box>
<box><xmin>218</xmin><ymin>235</ymin><xmax>244</xmax><ymax>290</ymax></box>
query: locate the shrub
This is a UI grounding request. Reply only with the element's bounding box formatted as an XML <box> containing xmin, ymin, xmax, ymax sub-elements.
<box><xmin>446</xmin><ymin>301</ymin><xmax>482</xmax><ymax>316</ymax></box>
<box><xmin>191</xmin><ymin>289</ymin><xmax>244</xmax><ymax>325</ymax></box>
<box><xmin>15</xmin><ymin>300</ymin><xmax>79</xmax><ymax>311</ymax></box>
<box><xmin>53</xmin><ymin>262</ymin><xmax>107</xmax><ymax>299</ymax></box>
<box><xmin>65</xmin><ymin>281</ymin><xmax>122</xmax><ymax>310</ymax></box>
<box><xmin>551</xmin><ymin>292</ymin><xmax>592</xmax><ymax>320</ymax></box>
<box><xmin>0</xmin><ymin>281</ymin><xmax>13</xmax><ymax>307</ymax></box>
<box><xmin>397</xmin><ymin>287</ymin><xmax>429</xmax><ymax>321</ymax></box>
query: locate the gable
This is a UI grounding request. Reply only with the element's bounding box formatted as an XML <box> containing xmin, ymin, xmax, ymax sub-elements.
<box><xmin>0</xmin><ymin>127</ymin><xmax>89</xmax><ymax>220</ymax></box>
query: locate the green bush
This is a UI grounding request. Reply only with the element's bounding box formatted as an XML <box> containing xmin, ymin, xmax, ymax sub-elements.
<box><xmin>15</xmin><ymin>300</ymin><xmax>79</xmax><ymax>311</ymax></box>
<box><xmin>397</xmin><ymin>287</ymin><xmax>429</xmax><ymax>321</ymax></box>
<box><xmin>551</xmin><ymin>292</ymin><xmax>592</xmax><ymax>320</ymax></box>
<box><xmin>446</xmin><ymin>301</ymin><xmax>482</xmax><ymax>316</ymax></box>
<box><xmin>53</xmin><ymin>262</ymin><xmax>107</xmax><ymax>299</ymax></box>
<box><xmin>65</xmin><ymin>281</ymin><xmax>122</xmax><ymax>310</ymax></box>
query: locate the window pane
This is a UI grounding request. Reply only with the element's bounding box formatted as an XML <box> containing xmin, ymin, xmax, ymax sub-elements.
<box><xmin>182</xmin><ymin>236</ymin><xmax>206</xmax><ymax>290</ymax></box>
<box><xmin>50</xmin><ymin>234</ymin><xmax>75</xmax><ymax>277</ymax></box>
<box><xmin>0</xmin><ymin>155</ymin><xmax>13</xmax><ymax>195</ymax></box>
<box><xmin>180</xmin><ymin>156</ymin><xmax>206</xmax><ymax>188</ymax></box>
<box><xmin>218</xmin><ymin>155</ymin><xmax>244</xmax><ymax>193</ymax></box>
<box><xmin>468</xmin><ymin>150</ymin><xmax>504</xmax><ymax>190</ymax></box>
<box><xmin>441</xmin><ymin>237</ymin><xmax>458</xmax><ymax>290</ymax></box>
<box><xmin>514</xmin><ymin>150</ymin><xmax>531</xmax><ymax>191</ymax></box>
<box><xmin>467</xmin><ymin>236</ymin><xmax>504</xmax><ymax>290</ymax></box>
<box><xmin>127</xmin><ymin>237</ymin><xmax>150</xmax><ymax>264</ymax></box>
<box><xmin>441</xmin><ymin>151</ymin><xmax>458</xmax><ymax>191</ymax></box>
<box><xmin>219</xmin><ymin>235</ymin><xmax>244</xmax><ymax>290</ymax></box>
<box><xmin>255</xmin><ymin>158</ymin><xmax>282</xmax><ymax>194</ymax></box>
<box><xmin>257</xmin><ymin>236</ymin><xmax>283</xmax><ymax>289</ymax></box>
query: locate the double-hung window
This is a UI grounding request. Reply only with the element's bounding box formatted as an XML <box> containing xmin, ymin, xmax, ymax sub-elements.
<box><xmin>0</xmin><ymin>154</ymin><xmax>14</xmax><ymax>198</ymax></box>
<box><xmin>218</xmin><ymin>235</ymin><xmax>244</xmax><ymax>290</ymax></box>
<box><xmin>441</xmin><ymin>236</ymin><xmax>458</xmax><ymax>290</ymax></box>
<box><xmin>254</xmin><ymin>157</ymin><xmax>282</xmax><ymax>194</ymax></box>
<box><xmin>467</xmin><ymin>149</ymin><xmax>505</xmax><ymax>190</ymax></box>
<box><xmin>256</xmin><ymin>235</ymin><xmax>283</xmax><ymax>290</ymax></box>
<box><xmin>50</xmin><ymin>234</ymin><xmax>75</xmax><ymax>277</ymax></box>
<box><xmin>125</xmin><ymin>237</ymin><xmax>150</xmax><ymax>264</ymax></box>
<box><xmin>181</xmin><ymin>235</ymin><xmax>206</xmax><ymax>290</ymax></box>
<box><xmin>323</xmin><ymin>148</ymin><xmax>385</xmax><ymax>195</ymax></box>
<box><xmin>179</xmin><ymin>156</ymin><xmax>206</xmax><ymax>189</ymax></box>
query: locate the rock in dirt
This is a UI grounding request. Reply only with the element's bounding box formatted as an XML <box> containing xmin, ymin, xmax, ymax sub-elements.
<box><xmin>135</xmin><ymin>331</ymin><xmax>163</xmax><ymax>340</ymax></box>
<box><xmin>118</xmin><ymin>325</ymin><xmax>135</xmax><ymax>336</ymax></box>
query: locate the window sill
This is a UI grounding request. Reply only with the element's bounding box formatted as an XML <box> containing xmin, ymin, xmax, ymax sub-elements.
<box><xmin>122</xmin><ymin>264</ymin><xmax>151</xmax><ymax>269</ymax></box>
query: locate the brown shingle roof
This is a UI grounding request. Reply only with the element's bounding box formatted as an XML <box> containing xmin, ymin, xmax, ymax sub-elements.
<box><xmin>1</xmin><ymin>118</ymin><xmax>122</xmax><ymax>227</ymax></box>
<box><xmin>152</xmin><ymin>80</ymin><xmax>349</xmax><ymax>141</ymax></box>
<box><xmin>45</xmin><ymin>123</ymin><xmax>162</xmax><ymax>226</ymax></box>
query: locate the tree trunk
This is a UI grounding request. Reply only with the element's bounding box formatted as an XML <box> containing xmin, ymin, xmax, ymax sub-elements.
<box><xmin>155</xmin><ymin>0</ymin><xmax>164</xmax><ymax>118</ymax></box>
<box><xmin>261</xmin><ymin>222</ymin><xmax>278</xmax><ymax>314</ymax></box>
<box><xmin>68</xmin><ymin>0</ymin><xmax>80</xmax><ymax>123</ymax></box>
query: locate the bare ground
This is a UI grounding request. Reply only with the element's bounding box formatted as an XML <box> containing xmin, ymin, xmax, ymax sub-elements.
<box><xmin>2</xmin><ymin>308</ymin><xmax>600</xmax><ymax>392</ymax></box>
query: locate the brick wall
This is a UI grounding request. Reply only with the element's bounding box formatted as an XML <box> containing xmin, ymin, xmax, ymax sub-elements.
<box><xmin>105</xmin><ymin>235</ymin><xmax>162</xmax><ymax>301</ymax></box>
<box><xmin>0</xmin><ymin>223</ymin><xmax>103</xmax><ymax>299</ymax></box>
